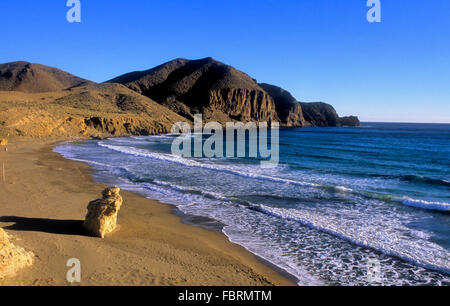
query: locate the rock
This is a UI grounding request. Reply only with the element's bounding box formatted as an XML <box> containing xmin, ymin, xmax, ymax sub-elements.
<box><xmin>0</xmin><ymin>228</ymin><xmax>34</xmax><ymax>279</ymax></box>
<box><xmin>0</xmin><ymin>139</ymin><xmax>7</xmax><ymax>146</ymax></box>
<box><xmin>102</xmin><ymin>186</ymin><xmax>121</xmax><ymax>198</ymax></box>
<box><xmin>340</xmin><ymin>116</ymin><xmax>361</xmax><ymax>127</ymax></box>
<box><xmin>259</xmin><ymin>83</ymin><xmax>307</xmax><ymax>127</ymax></box>
<box><xmin>83</xmin><ymin>187</ymin><xmax>123</xmax><ymax>238</ymax></box>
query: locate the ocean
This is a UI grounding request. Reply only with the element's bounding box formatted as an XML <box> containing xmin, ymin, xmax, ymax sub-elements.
<box><xmin>55</xmin><ymin>122</ymin><xmax>450</xmax><ymax>286</ymax></box>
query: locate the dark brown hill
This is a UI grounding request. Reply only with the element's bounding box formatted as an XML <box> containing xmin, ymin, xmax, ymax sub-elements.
<box><xmin>0</xmin><ymin>61</ymin><xmax>89</xmax><ymax>93</ymax></box>
<box><xmin>107</xmin><ymin>58</ymin><xmax>280</xmax><ymax>124</ymax></box>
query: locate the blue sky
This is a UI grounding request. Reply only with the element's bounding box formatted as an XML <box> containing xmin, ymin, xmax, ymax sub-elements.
<box><xmin>1</xmin><ymin>0</ymin><xmax>449</xmax><ymax>123</ymax></box>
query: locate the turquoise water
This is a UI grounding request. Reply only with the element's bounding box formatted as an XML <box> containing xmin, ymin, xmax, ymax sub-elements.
<box><xmin>55</xmin><ymin>122</ymin><xmax>450</xmax><ymax>285</ymax></box>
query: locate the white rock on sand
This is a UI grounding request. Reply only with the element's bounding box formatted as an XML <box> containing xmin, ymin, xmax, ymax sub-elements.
<box><xmin>83</xmin><ymin>187</ymin><xmax>123</xmax><ymax>238</ymax></box>
<box><xmin>0</xmin><ymin>228</ymin><xmax>34</xmax><ymax>279</ymax></box>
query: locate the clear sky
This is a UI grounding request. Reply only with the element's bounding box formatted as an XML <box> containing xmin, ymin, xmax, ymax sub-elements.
<box><xmin>1</xmin><ymin>0</ymin><xmax>449</xmax><ymax>123</ymax></box>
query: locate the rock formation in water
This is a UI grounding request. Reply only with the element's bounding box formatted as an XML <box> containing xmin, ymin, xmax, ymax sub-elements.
<box><xmin>258</xmin><ymin>83</ymin><xmax>361</xmax><ymax>127</ymax></box>
<box><xmin>0</xmin><ymin>228</ymin><xmax>34</xmax><ymax>279</ymax></box>
<box><xmin>340</xmin><ymin>116</ymin><xmax>361</xmax><ymax>127</ymax></box>
<box><xmin>299</xmin><ymin>103</ymin><xmax>361</xmax><ymax>127</ymax></box>
<box><xmin>83</xmin><ymin>187</ymin><xmax>123</xmax><ymax>238</ymax></box>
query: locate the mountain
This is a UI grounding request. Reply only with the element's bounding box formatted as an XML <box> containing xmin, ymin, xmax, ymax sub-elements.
<box><xmin>107</xmin><ymin>58</ymin><xmax>281</xmax><ymax>124</ymax></box>
<box><xmin>0</xmin><ymin>62</ymin><xmax>89</xmax><ymax>93</ymax></box>
<box><xmin>108</xmin><ymin>57</ymin><xmax>360</xmax><ymax>127</ymax></box>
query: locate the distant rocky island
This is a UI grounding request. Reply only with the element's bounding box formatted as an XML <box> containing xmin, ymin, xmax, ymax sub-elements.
<box><xmin>0</xmin><ymin>58</ymin><xmax>359</xmax><ymax>138</ymax></box>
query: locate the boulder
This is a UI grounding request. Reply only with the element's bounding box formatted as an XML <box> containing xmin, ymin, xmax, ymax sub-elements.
<box><xmin>340</xmin><ymin>116</ymin><xmax>361</xmax><ymax>127</ymax></box>
<box><xmin>83</xmin><ymin>187</ymin><xmax>123</xmax><ymax>238</ymax></box>
<box><xmin>0</xmin><ymin>228</ymin><xmax>34</xmax><ymax>279</ymax></box>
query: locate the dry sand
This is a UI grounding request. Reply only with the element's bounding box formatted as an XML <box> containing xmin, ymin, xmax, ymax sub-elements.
<box><xmin>0</xmin><ymin>140</ymin><xmax>295</xmax><ymax>286</ymax></box>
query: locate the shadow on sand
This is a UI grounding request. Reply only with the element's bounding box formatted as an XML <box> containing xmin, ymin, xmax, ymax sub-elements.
<box><xmin>0</xmin><ymin>216</ymin><xmax>85</xmax><ymax>236</ymax></box>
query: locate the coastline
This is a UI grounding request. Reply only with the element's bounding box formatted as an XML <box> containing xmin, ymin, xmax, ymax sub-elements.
<box><xmin>0</xmin><ymin>139</ymin><xmax>295</xmax><ymax>286</ymax></box>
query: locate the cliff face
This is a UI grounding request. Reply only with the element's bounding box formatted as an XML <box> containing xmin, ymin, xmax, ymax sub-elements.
<box><xmin>299</xmin><ymin>102</ymin><xmax>361</xmax><ymax>127</ymax></box>
<box><xmin>259</xmin><ymin>83</ymin><xmax>306</xmax><ymax>127</ymax></box>
<box><xmin>206</xmin><ymin>88</ymin><xmax>279</xmax><ymax>123</ymax></box>
<box><xmin>300</xmin><ymin>102</ymin><xmax>341</xmax><ymax>127</ymax></box>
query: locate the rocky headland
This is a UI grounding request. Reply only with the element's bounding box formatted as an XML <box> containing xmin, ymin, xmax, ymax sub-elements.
<box><xmin>108</xmin><ymin>57</ymin><xmax>360</xmax><ymax>128</ymax></box>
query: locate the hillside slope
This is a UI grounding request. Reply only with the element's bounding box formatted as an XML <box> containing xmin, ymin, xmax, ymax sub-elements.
<box><xmin>0</xmin><ymin>82</ymin><xmax>186</xmax><ymax>138</ymax></box>
<box><xmin>0</xmin><ymin>62</ymin><xmax>89</xmax><ymax>93</ymax></box>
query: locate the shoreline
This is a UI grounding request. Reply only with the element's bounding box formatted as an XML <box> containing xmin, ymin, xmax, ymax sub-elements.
<box><xmin>57</xmin><ymin>139</ymin><xmax>301</xmax><ymax>285</ymax></box>
<box><xmin>55</xmin><ymin>138</ymin><xmax>303</xmax><ymax>284</ymax></box>
<box><xmin>0</xmin><ymin>139</ymin><xmax>296</xmax><ymax>286</ymax></box>
<box><xmin>171</xmin><ymin>206</ymin><xmax>301</xmax><ymax>285</ymax></box>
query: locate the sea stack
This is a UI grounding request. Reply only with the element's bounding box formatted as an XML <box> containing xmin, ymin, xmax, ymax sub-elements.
<box><xmin>340</xmin><ymin>116</ymin><xmax>361</xmax><ymax>127</ymax></box>
<box><xmin>0</xmin><ymin>228</ymin><xmax>34</xmax><ymax>279</ymax></box>
<box><xmin>83</xmin><ymin>187</ymin><xmax>123</xmax><ymax>238</ymax></box>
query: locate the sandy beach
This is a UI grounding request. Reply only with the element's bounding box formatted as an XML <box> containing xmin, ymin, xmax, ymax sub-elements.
<box><xmin>0</xmin><ymin>139</ymin><xmax>294</xmax><ymax>286</ymax></box>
